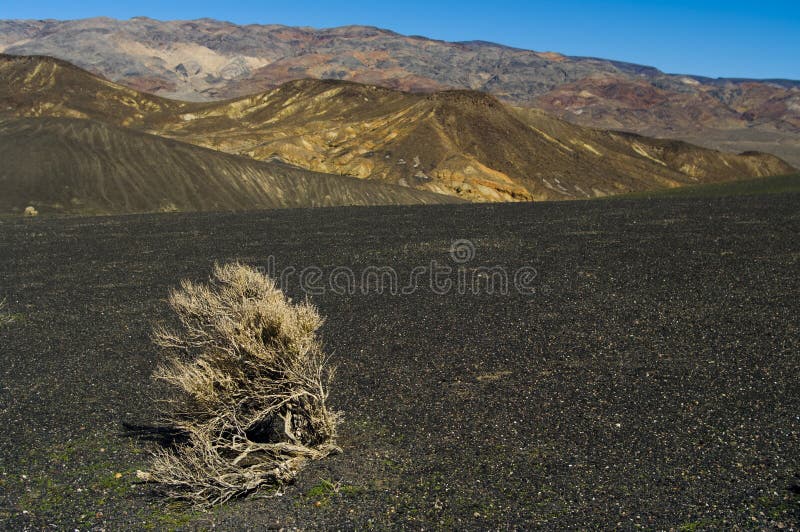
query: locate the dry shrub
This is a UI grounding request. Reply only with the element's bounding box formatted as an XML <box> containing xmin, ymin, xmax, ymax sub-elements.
<box><xmin>137</xmin><ymin>262</ymin><xmax>341</xmax><ymax>506</ymax></box>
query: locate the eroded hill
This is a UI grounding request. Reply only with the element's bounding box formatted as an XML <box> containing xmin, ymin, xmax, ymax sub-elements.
<box><xmin>157</xmin><ymin>81</ymin><xmax>793</xmax><ymax>200</ymax></box>
<box><xmin>0</xmin><ymin>54</ymin><xmax>795</xmax><ymax>203</ymax></box>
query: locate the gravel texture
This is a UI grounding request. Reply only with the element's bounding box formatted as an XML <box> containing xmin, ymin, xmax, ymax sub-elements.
<box><xmin>0</xmin><ymin>195</ymin><xmax>798</xmax><ymax>529</ymax></box>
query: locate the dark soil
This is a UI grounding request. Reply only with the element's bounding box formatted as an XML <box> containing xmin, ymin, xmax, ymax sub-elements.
<box><xmin>1</xmin><ymin>195</ymin><xmax>798</xmax><ymax>529</ymax></box>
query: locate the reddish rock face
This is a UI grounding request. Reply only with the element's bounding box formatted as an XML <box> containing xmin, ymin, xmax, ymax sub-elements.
<box><xmin>533</xmin><ymin>75</ymin><xmax>800</xmax><ymax>130</ymax></box>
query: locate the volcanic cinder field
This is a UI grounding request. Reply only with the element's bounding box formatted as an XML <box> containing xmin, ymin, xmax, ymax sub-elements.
<box><xmin>1</xmin><ymin>193</ymin><xmax>798</xmax><ymax>528</ymax></box>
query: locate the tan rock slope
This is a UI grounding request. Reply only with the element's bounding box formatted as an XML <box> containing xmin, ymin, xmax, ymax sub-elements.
<box><xmin>157</xmin><ymin>80</ymin><xmax>794</xmax><ymax>201</ymax></box>
<box><xmin>0</xmin><ymin>54</ymin><xmax>187</xmax><ymax>126</ymax></box>
<box><xmin>1</xmin><ymin>54</ymin><xmax>795</xmax><ymax>204</ymax></box>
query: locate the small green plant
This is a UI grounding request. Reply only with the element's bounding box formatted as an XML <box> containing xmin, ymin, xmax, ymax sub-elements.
<box><xmin>137</xmin><ymin>263</ymin><xmax>341</xmax><ymax>507</ymax></box>
<box><xmin>306</xmin><ymin>478</ymin><xmax>363</xmax><ymax>506</ymax></box>
<box><xmin>0</xmin><ymin>298</ymin><xmax>18</xmax><ymax>326</ymax></box>
<box><xmin>307</xmin><ymin>479</ymin><xmax>341</xmax><ymax>500</ymax></box>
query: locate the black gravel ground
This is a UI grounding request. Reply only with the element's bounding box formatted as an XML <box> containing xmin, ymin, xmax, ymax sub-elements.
<box><xmin>1</xmin><ymin>195</ymin><xmax>798</xmax><ymax>529</ymax></box>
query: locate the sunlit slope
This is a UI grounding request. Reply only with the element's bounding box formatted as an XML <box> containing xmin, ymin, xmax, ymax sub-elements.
<box><xmin>1</xmin><ymin>54</ymin><xmax>795</xmax><ymax>203</ymax></box>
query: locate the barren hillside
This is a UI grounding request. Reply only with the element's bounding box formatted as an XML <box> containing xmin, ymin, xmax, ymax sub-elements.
<box><xmin>0</xmin><ymin>116</ymin><xmax>460</xmax><ymax>215</ymax></box>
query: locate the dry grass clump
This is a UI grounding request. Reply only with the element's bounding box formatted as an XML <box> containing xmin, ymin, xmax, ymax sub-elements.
<box><xmin>137</xmin><ymin>263</ymin><xmax>341</xmax><ymax>506</ymax></box>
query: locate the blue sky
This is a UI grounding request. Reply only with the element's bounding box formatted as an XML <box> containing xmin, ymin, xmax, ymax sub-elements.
<box><xmin>2</xmin><ymin>0</ymin><xmax>798</xmax><ymax>79</ymax></box>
